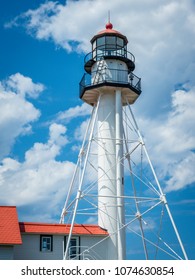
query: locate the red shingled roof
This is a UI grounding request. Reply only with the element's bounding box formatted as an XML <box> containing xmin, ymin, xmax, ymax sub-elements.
<box><xmin>19</xmin><ymin>222</ymin><xmax>108</xmax><ymax>236</ymax></box>
<box><xmin>0</xmin><ymin>206</ymin><xmax>107</xmax><ymax>243</ymax></box>
<box><xmin>0</xmin><ymin>206</ymin><xmax>22</xmax><ymax>245</ymax></box>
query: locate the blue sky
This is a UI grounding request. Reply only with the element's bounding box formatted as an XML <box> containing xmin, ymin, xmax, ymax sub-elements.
<box><xmin>0</xmin><ymin>0</ymin><xmax>195</xmax><ymax>259</ymax></box>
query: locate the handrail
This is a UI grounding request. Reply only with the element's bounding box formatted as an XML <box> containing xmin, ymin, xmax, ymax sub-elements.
<box><xmin>84</xmin><ymin>48</ymin><xmax>135</xmax><ymax>64</ymax></box>
<box><xmin>67</xmin><ymin>245</ymin><xmax>103</xmax><ymax>260</ymax></box>
<box><xmin>79</xmin><ymin>67</ymin><xmax>141</xmax><ymax>98</ymax></box>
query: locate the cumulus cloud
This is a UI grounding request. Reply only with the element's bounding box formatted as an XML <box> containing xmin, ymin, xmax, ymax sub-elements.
<box><xmin>2</xmin><ymin>0</ymin><xmax>195</xmax><ymax>218</ymax></box>
<box><xmin>57</xmin><ymin>102</ymin><xmax>91</xmax><ymax>122</ymax></box>
<box><xmin>137</xmin><ymin>85</ymin><xmax>195</xmax><ymax>192</ymax></box>
<box><xmin>5</xmin><ymin>0</ymin><xmax>92</xmax><ymax>52</ymax></box>
<box><xmin>5</xmin><ymin>73</ymin><xmax>45</xmax><ymax>99</ymax></box>
<box><xmin>0</xmin><ymin>73</ymin><xmax>44</xmax><ymax>159</ymax></box>
<box><xmin>5</xmin><ymin>0</ymin><xmax>195</xmax><ymax>117</ymax></box>
<box><xmin>59</xmin><ymin>84</ymin><xmax>195</xmax><ymax>194</ymax></box>
<box><xmin>74</xmin><ymin>118</ymin><xmax>90</xmax><ymax>142</ymax></box>
<box><xmin>164</xmin><ymin>153</ymin><xmax>195</xmax><ymax>192</ymax></box>
<box><xmin>0</xmin><ymin>123</ymin><xmax>75</xmax><ymax>219</ymax></box>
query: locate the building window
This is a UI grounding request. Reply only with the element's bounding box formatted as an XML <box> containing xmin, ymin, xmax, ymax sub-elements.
<box><xmin>40</xmin><ymin>235</ymin><xmax>53</xmax><ymax>252</ymax></box>
<box><xmin>64</xmin><ymin>236</ymin><xmax>80</xmax><ymax>259</ymax></box>
<box><xmin>69</xmin><ymin>237</ymin><xmax>79</xmax><ymax>259</ymax></box>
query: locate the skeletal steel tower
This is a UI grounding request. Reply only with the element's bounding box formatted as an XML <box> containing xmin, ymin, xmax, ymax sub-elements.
<box><xmin>60</xmin><ymin>22</ymin><xmax>188</xmax><ymax>260</ymax></box>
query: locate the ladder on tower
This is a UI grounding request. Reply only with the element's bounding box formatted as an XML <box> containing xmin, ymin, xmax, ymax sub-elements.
<box><xmin>93</xmin><ymin>57</ymin><xmax>105</xmax><ymax>85</ymax></box>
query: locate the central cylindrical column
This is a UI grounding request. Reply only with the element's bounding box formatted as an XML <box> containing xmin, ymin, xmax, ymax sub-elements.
<box><xmin>97</xmin><ymin>89</ymin><xmax>125</xmax><ymax>259</ymax></box>
<box><xmin>98</xmin><ymin>91</ymin><xmax>118</xmax><ymax>259</ymax></box>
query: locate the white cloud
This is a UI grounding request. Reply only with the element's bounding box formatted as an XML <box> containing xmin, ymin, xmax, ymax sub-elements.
<box><xmin>164</xmin><ymin>152</ymin><xmax>195</xmax><ymax>192</ymax></box>
<box><xmin>57</xmin><ymin>102</ymin><xmax>91</xmax><ymax>122</ymax></box>
<box><xmin>137</xmin><ymin>86</ymin><xmax>195</xmax><ymax>192</ymax></box>
<box><xmin>2</xmin><ymin>0</ymin><xmax>195</xmax><ymax>218</ymax></box>
<box><xmin>0</xmin><ymin>123</ymin><xmax>75</xmax><ymax>219</ymax></box>
<box><xmin>49</xmin><ymin>123</ymin><xmax>68</xmax><ymax>146</ymax></box>
<box><xmin>74</xmin><ymin>118</ymin><xmax>90</xmax><ymax>141</ymax></box>
<box><xmin>65</xmin><ymin>85</ymin><xmax>195</xmax><ymax>194</ymax></box>
<box><xmin>6</xmin><ymin>73</ymin><xmax>45</xmax><ymax>99</ymax></box>
<box><xmin>5</xmin><ymin>0</ymin><xmax>195</xmax><ymax>116</ymax></box>
<box><xmin>24</xmin><ymin>124</ymin><xmax>68</xmax><ymax>167</ymax></box>
<box><xmin>0</xmin><ymin>73</ymin><xmax>44</xmax><ymax>159</ymax></box>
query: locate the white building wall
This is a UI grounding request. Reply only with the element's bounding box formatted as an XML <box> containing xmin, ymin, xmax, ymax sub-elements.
<box><xmin>13</xmin><ymin>234</ymin><xmax>108</xmax><ymax>260</ymax></box>
<box><xmin>81</xmin><ymin>236</ymin><xmax>108</xmax><ymax>260</ymax></box>
<box><xmin>0</xmin><ymin>245</ymin><xmax>14</xmax><ymax>260</ymax></box>
<box><xmin>14</xmin><ymin>234</ymin><xmax>64</xmax><ymax>260</ymax></box>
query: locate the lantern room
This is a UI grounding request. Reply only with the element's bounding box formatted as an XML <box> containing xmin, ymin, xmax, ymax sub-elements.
<box><xmin>84</xmin><ymin>22</ymin><xmax>135</xmax><ymax>74</ymax></box>
<box><xmin>80</xmin><ymin>22</ymin><xmax>141</xmax><ymax>106</ymax></box>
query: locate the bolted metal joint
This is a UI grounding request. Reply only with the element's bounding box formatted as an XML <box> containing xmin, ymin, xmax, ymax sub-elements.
<box><xmin>160</xmin><ymin>194</ymin><xmax>167</xmax><ymax>204</ymax></box>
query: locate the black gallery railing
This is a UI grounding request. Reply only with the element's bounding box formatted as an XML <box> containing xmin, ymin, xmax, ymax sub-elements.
<box><xmin>79</xmin><ymin>67</ymin><xmax>141</xmax><ymax>98</ymax></box>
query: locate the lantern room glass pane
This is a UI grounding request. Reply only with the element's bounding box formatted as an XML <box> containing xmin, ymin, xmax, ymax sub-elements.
<box><xmin>97</xmin><ymin>37</ymin><xmax>105</xmax><ymax>49</ymax></box>
<box><xmin>105</xmin><ymin>36</ymin><xmax>116</xmax><ymax>49</ymax></box>
<box><xmin>117</xmin><ymin>37</ymin><xmax>124</xmax><ymax>48</ymax></box>
<box><xmin>92</xmin><ymin>35</ymin><xmax>128</xmax><ymax>60</ymax></box>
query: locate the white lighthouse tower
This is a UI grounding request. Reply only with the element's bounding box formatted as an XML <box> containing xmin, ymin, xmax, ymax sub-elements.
<box><xmin>61</xmin><ymin>22</ymin><xmax>188</xmax><ymax>261</ymax></box>
<box><xmin>80</xmin><ymin>21</ymin><xmax>141</xmax><ymax>260</ymax></box>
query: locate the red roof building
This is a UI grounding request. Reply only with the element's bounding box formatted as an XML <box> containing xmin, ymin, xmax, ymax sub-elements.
<box><xmin>0</xmin><ymin>206</ymin><xmax>108</xmax><ymax>260</ymax></box>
